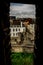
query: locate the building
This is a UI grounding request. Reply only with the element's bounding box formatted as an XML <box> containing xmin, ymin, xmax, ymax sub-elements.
<box><xmin>10</xmin><ymin>18</ymin><xmax>35</xmax><ymax>52</ymax></box>
<box><xmin>10</xmin><ymin>22</ymin><xmax>26</xmax><ymax>37</ymax></box>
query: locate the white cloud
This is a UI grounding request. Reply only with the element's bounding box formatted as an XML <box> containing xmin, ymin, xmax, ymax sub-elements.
<box><xmin>10</xmin><ymin>3</ymin><xmax>36</xmax><ymax>18</ymax></box>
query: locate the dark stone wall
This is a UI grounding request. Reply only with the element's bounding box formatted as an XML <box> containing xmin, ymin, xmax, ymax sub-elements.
<box><xmin>34</xmin><ymin>3</ymin><xmax>40</xmax><ymax>65</ymax></box>
<box><xmin>0</xmin><ymin>2</ymin><xmax>11</xmax><ymax>65</ymax></box>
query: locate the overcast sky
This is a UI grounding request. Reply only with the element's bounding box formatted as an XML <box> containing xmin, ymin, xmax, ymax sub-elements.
<box><xmin>9</xmin><ymin>3</ymin><xmax>36</xmax><ymax>18</ymax></box>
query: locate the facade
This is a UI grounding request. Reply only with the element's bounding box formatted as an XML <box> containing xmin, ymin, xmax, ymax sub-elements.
<box><xmin>10</xmin><ymin>22</ymin><xmax>26</xmax><ymax>37</ymax></box>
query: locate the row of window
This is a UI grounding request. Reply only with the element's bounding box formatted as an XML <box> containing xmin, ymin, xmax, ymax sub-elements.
<box><xmin>10</xmin><ymin>33</ymin><xmax>18</xmax><ymax>37</ymax></box>
<box><xmin>13</xmin><ymin>33</ymin><xmax>18</xmax><ymax>36</ymax></box>
<box><xmin>13</xmin><ymin>28</ymin><xmax>20</xmax><ymax>31</ymax></box>
<box><xmin>10</xmin><ymin>28</ymin><xmax>25</xmax><ymax>32</ymax></box>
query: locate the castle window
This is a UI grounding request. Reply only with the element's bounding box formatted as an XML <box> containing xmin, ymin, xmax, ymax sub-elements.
<box><xmin>13</xmin><ymin>33</ymin><xmax>15</xmax><ymax>36</ymax></box>
<box><xmin>13</xmin><ymin>29</ymin><xmax>15</xmax><ymax>31</ymax></box>
<box><xmin>16</xmin><ymin>28</ymin><xmax>17</xmax><ymax>31</ymax></box>
<box><xmin>19</xmin><ymin>29</ymin><xmax>20</xmax><ymax>31</ymax></box>
<box><xmin>16</xmin><ymin>33</ymin><xmax>17</xmax><ymax>35</ymax></box>
<box><xmin>23</xmin><ymin>29</ymin><xmax>25</xmax><ymax>31</ymax></box>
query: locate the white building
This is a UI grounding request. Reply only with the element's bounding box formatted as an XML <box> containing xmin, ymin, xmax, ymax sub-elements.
<box><xmin>10</xmin><ymin>22</ymin><xmax>26</xmax><ymax>37</ymax></box>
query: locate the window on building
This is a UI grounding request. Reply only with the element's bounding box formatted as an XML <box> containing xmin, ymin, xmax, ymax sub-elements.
<box><xmin>16</xmin><ymin>33</ymin><xmax>18</xmax><ymax>35</ymax></box>
<box><xmin>19</xmin><ymin>29</ymin><xmax>20</xmax><ymax>31</ymax></box>
<box><xmin>13</xmin><ymin>33</ymin><xmax>15</xmax><ymax>36</ymax></box>
<box><xmin>16</xmin><ymin>28</ymin><xmax>17</xmax><ymax>31</ymax></box>
<box><xmin>13</xmin><ymin>29</ymin><xmax>15</xmax><ymax>31</ymax></box>
<box><xmin>23</xmin><ymin>29</ymin><xmax>25</xmax><ymax>31</ymax></box>
<box><xmin>15</xmin><ymin>39</ymin><xmax>17</xmax><ymax>41</ymax></box>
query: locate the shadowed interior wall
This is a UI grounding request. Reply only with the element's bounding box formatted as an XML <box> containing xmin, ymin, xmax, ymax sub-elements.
<box><xmin>0</xmin><ymin>2</ymin><xmax>11</xmax><ymax>65</ymax></box>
